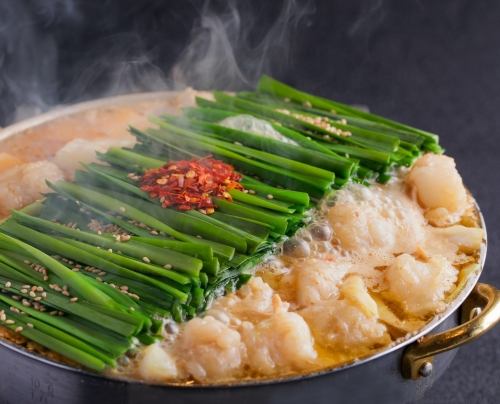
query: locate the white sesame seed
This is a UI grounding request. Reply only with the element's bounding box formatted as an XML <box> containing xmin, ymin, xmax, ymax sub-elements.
<box><xmin>163</xmin><ymin>264</ymin><xmax>172</xmax><ymax>269</ymax></box>
<box><xmin>69</xmin><ymin>297</ymin><xmax>79</xmax><ymax>303</ymax></box>
<box><xmin>5</xmin><ymin>281</ymin><xmax>11</xmax><ymax>288</ymax></box>
<box><xmin>5</xmin><ymin>319</ymin><xmax>15</xmax><ymax>324</ymax></box>
<box><xmin>15</xmin><ymin>326</ymin><xmax>23</xmax><ymax>333</ymax></box>
<box><xmin>266</xmin><ymin>194</ymin><xmax>274</xmax><ymax>200</ymax></box>
<box><xmin>142</xmin><ymin>257</ymin><xmax>151</xmax><ymax>263</ymax></box>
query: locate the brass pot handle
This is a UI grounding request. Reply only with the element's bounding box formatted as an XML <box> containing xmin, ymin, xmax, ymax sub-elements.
<box><xmin>402</xmin><ymin>283</ymin><xmax>500</xmax><ymax>379</ymax></box>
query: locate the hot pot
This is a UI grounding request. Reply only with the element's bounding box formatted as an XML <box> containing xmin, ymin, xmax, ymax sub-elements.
<box><xmin>0</xmin><ymin>92</ymin><xmax>498</xmax><ymax>404</ymax></box>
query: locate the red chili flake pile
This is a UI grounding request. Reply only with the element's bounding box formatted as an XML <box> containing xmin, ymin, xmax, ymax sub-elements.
<box><xmin>140</xmin><ymin>156</ymin><xmax>244</xmax><ymax>213</ymax></box>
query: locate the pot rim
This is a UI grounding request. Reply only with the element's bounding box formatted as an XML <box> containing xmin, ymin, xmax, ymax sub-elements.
<box><xmin>0</xmin><ymin>92</ymin><xmax>489</xmax><ymax>389</ymax></box>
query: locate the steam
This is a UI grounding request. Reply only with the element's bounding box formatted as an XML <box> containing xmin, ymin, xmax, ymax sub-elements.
<box><xmin>172</xmin><ymin>0</ymin><xmax>314</xmax><ymax>90</ymax></box>
<box><xmin>0</xmin><ymin>0</ymin><xmax>313</xmax><ymax>126</ymax></box>
<box><xmin>347</xmin><ymin>0</ymin><xmax>386</xmax><ymax>38</ymax></box>
<box><xmin>62</xmin><ymin>33</ymin><xmax>170</xmax><ymax>101</ymax></box>
<box><xmin>0</xmin><ymin>1</ymin><xmax>58</xmax><ymax>122</ymax></box>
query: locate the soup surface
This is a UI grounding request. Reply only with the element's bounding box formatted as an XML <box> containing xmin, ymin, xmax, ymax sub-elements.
<box><xmin>0</xmin><ymin>89</ymin><xmax>483</xmax><ymax>384</ymax></box>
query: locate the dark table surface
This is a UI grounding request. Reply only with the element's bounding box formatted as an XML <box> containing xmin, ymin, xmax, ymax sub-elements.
<box><xmin>0</xmin><ymin>1</ymin><xmax>499</xmax><ymax>403</ymax></box>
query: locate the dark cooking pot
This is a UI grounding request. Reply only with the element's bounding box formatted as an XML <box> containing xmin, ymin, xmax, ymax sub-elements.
<box><xmin>0</xmin><ymin>93</ymin><xmax>499</xmax><ymax>404</ymax></box>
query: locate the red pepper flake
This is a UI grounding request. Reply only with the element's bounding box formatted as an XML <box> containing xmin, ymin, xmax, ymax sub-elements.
<box><xmin>140</xmin><ymin>156</ymin><xmax>244</xmax><ymax>213</ymax></box>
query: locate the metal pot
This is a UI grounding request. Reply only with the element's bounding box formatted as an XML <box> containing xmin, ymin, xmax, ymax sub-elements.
<box><xmin>0</xmin><ymin>93</ymin><xmax>498</xmax><ymax>404</ymax></box>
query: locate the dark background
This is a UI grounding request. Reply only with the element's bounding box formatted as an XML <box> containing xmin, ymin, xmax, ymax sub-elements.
<box><xmin>0</xmin><ymin>0</ymin><xmax>499</xmax><ymax>403</ymax></box>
